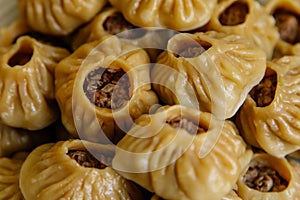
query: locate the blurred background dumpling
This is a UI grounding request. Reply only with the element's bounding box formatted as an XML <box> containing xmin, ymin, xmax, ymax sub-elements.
<box><xmin>108</xmin><ymin>0</ymin><xmax>217</xmax><ymax>31</ymax></box>
<box><xmin>0</xmin><ymin>152</ymin><xmax>28</xmax><ymax>200</ymax></box>
<box><xmin>0</xmin><ymin>123</ymin><xmax>54</xmax><ymax>157</ymax></box>
<box><xmin>207</xmin><ymin>0</ymin><xmax>279</xmax><ymax>59</ymax></box>
<box><xmin>265</xmin><ymin>0</ymin><xmax>300</xmax><ymax>58</ymax></box>
<box><xmin>18</xmin><ymin>0</ymin><xmax>107</xmax><ymax>35</ymax></box>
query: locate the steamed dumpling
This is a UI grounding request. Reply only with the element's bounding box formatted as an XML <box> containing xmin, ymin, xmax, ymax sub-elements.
<box><xmin>236</xmin><ymin>56</ymin><xmax>300</xmax><ymax>157</ymax></box>
<box><xmin>113</xmin><ymin>105</ymin><xmax>253</xmax><ymax>200</ymax></box>
<box><xmin>0</xmin><ymin>152</ymin><xmax>28</xmax><ymax>200</ymax></box>
<box><xmin>108</xmin><ymin>0</ymin><xmax>217</xmax><ymax>31</ymax></box>
<box><xmin>207</xmin><ymin>0</ymin><xmax>279</xmax><ymax>59</ymax></box>
<box><xmin>19</xmin><ymin>139</ymin><xmax>144</xmax><ymax>200</ymax></box>
<box><xmin>0</xmin><ymin>123</ymin><xmax>54</xmax><ymax>157</ymax></box>
<box><xmin>18</xmin><ymin>0</ymin><xmax>107</xmax><ymax>35</ymax></box>
<box><xmin>56</xmin><ymin>36</ymin><xmax>158</xmax><ymax>143</ymax></box>
<box><xmin>0</xmin><ymin>36</ymin><xmax>69</xmax><ymax>130</ymax></box>
<box><xmin>237</xmin><ymin>153</ymin><xmax>300</xmax><ymax>200</ymax></box>
<box><xmin>152</xmin><ymin>31</ymin><xmax>266</xmax><ymax>119</ymax></box>
<box><xmin>265</xmin><ymin>0</ymin><xmax>300</xmax><ymax>58</ymax></box>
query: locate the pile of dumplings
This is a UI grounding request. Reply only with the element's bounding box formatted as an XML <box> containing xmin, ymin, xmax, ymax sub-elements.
<box><xmin>1</xmin><ymin>0</ymin><xmax>300</xmax><ymax>199</ymax></box>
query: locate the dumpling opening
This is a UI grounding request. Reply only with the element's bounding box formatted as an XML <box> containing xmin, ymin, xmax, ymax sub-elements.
<box><xmin>174</xmin><ymin>40</ymin><xmax>212</xmax><ymax>58</ymax></box>
<box><xmin>83</xmin><ymin>67</ymin><xmax>131</xmax><ymax>110</ymax></box>
<box><xmin>249</xmin><ymin>68</ymin><xmax>277</xmax><ymax>107</ymax></box>
<box><xmin>166</xmin><ymin>115</ymin><xmax>206</xmax><ymax>135</ymax></box>
<box><xmin>219</xmin><ymin>1</ymin><xmax>249</xmax><ymax>26</ymax></box>
<box><xmin>243</xmin><ymin>160</ymin><xmax>288</xmax><ymax>192</ymax></box>
<box><xmin>8</xmin><ymin>41</ymin><xmax>33</xmax><ymax>67</ymax></box>
<box><xmin>68</xmin><ymin>150</ymin><xmax>107</xmax><ymax>169</ymax></box>
<box><xmin>273</xmin><ymin>9</ymin><xmax>300</xmax><ymax>44</ymax></box>
<box><xmin>103</xmin><ymin>12</ymin><xmax>147</xmax><ymax>39</ymax></box>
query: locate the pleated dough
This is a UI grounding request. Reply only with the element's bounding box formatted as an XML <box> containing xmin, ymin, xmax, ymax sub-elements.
<box><xmin>55</xmin><ymin>36</ymin><xmax>158</xmax><ymax>143</ymax></box>
<box><xmin>113</xmin><ymin>105</ymin><xmax>253</xmax><ymax>200</ymax></box>
<box><xmin>19</xmin><ymin>139</ymin><xmax>144</xmax><ymax>200</ymax></box>
<box><xmin>0</xmin><ymin>152</ymin><xmax>28</xmax><ymax>200</ymax></box>
<box><xmin>108</xmin><ymin>0</ymin><xmax>217</xmax><ymax>31</ymax></box>
<box><xmin>237</xmin><ymin>153</ymin><xmax>300</xmax><ymax>200</ymax></box>
<box><xmin>208</xmin><ymin>0</ymin><xmax>279</xmax><ymax>59</ymax></box>
<box><xmin>236</xmin><ymin>56</ymin><xmax>300</xmax><ymax>157</ymax></box>
<box><xmin>152</xmin><ymin>31</ymin><xmax>266</xmax><ymax>119</ymax></box>
<box><xmin>18</xmin><ymin>0</ymin><xmax>107</xmax><ymax>35</ymax></box>
<box><xmin>265</xmin><ymin>0</ymin><xmax>300</xmax><ymax>58</ymax></box>
<box><xmin>0</xmin><ymin>36</ymin><xmax>69</xmax><ymax>130</ymax></box>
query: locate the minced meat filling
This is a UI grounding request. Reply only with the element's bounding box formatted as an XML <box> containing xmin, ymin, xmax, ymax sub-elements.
<box><xmin>274</xmin><ymin>10</ymin><xmax>300</xmax><ymax>44</ymax></box>
<box><xmin>249</xmin><ymin>68</ymin><xmax>277</xmax><ymax>107</ymax></box>
<box><xmin>166</xmin><ymin>116</ymin><xmax>206</xmax><ymax>134</ymax></box>
<box><xmin>68</xmin><ymin>150</ymin><xmax>107</xmax><ymax>169</ymax></box>
<box><xmin>243</xmin><ymin>164</ymin><xmax>288</xmax><ymax>192</ymax></box>
<box><xmin>103</xmin><ymin>13</ymin><xmax>146</xmax><ymax>39</ymax></box>
<box><xmin>83</xmin><ymin>67</ymin><xmax>131</xmax><ymax>109</ymax></box>
<box><xmin>219</xmin><ymin>2</ymin><xmax>249</xmax><ymax>26</ymax></box>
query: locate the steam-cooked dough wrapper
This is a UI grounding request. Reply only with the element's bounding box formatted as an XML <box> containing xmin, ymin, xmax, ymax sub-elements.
<box><xmin>152</xmin><ymin>31</ymin><xmax>266</xmax><ymax>119</ymax></box>
<box><xmin>19</xmin><ymin>139</ymin><xmax>144</xmax><ymax>200</ymax></box>
<box><xmin>0</xmin><ymin>36</ymin><xmax>69</xmax><ymax>130</ymax></box>
<box><xmin>0</xmin><ymin>123</ymin><xmax>54</xmax><ymax>157</ymax></box>
<box><xmin>236</xmin><ymin>56</ymin><xmax>300</xmax><ymax>157</ymax></box>
<box><xmin>207</xmin><ymin>0</ymin><xmax>279</xmax><ymax>59</ymax></box>
<box><xmin>108</xmin><ymin>0</ymin><xmax>217</xmax><ymax>31</ymax></box>
<box><xmin>222</xmin><ymin>190</ymin><xmax>242</xmax><ymax>200</ymax></box>
<box><xmin>55</xmin><ymin>36</ymin><xmax>158</xmax><ymax>143</ymax></box>
<box><xmin>265</xmin><ymin>0</ymin><xmax>300</xmax><ymax>58</ymax></box>
<box><xmin>288</xmin><ymin>158</ymin><xmax>300</xmax><ymax>177</ymax></box>
<box><xmin>18</xmin><ymin>0</ymin><xmax>107</xmax><ymax>36</ymax></box>
<box><xmin>71</xmin><ymin>7</ymin><xmax>175</xmax><ymax>61</ymax></box>
<box><xmin>0</xmin><ymin>152</ymin><xmax>28</xmax><ymax>200</ymax></box>
<box><xmin>236</xmin><ymin>153</ymin><xmax>300</xmax><ymax>200</ymax></box>
<box><xmin>72</xmin><ymin>7</ymin><xmax>134</xmax><ymax>50</ymax></box>
<box><xmin>113</xmin><ymin>105</ymin><xmax>253</xmax><ymax>200</ymax></box>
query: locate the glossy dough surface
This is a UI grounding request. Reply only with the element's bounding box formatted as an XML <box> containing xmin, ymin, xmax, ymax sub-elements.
<box><xmin>0</xmin><ymin>36</ymin><xmax>69</xmax><ymax>130</ymax></box>
<box><xmin>19</xmin><ymin>139</ymin><xmax>144</xmax><ymax>200</ymax></box>
<box><xmin>18</xmin><ymin>0</ymin><xmax>107</xmax><ymax>35</ymax></box>
<box><xmin>56</xmin><ymin>36</ymin><xmax>158</xmax><ymax>143</ymax></box>
<box><xmin>237</xmin><ymin>153</ymin><xmax>300</xmax><ymax>200</ymax></box>
<box><xmin>208</xmin><ymin>0</ymin><xmax>279</xmax><ymax>59</ymax></box>
<box><xmin>113</xmin><ymin>105</ymin><xmax>252</xmax><ymax>200</ymax></box>
<box><xmin>152</xmin><ymin>31</ymin><xmax>266</xmax><ymax>119</ymax></box>
<box><xmin>237</xmin><ymin>56</ymin><xmax>300</xmax><ymax>157</ymax></box>
<box><xmin>108</xmin><ymin>0</ymin><xmax>217</xmax><ymax>31</ymax></box>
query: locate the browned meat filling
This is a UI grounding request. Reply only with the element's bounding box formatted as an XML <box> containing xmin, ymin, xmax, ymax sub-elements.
<box><xmin>249</xmin><ymin>68</ymin><xmax>277</xmax><ymax>107</ymax></box>
<box><xmin>83</xmin><ymin>67</ymin><xmax>131</xmax><ymax>109</ymax></box>
<box><xmin>219</xmin><ymin>2</ymin><xmax>249</xmax><ymax>26</ymax></box>
<box><xmin>8</xmin><ymin>44</ymin><xmax>33</xmax><ymax>67</ymax></box>
<box><xmin>68</xmin><ymin>150</ymin><xmax>107</xmax><ymax>169</ymax></box>
<box><xmin>104</xmin><ymin>12</ymin><xmax>146</xmax><ymax>39</ymax></box>
<box><xmin>176</xmin><ymin>40</ymin><xmax>212</xmax><ymax>58</ymax></box>
<box><xmin>243</xmin><ymin>163</ymin><xmax>288</xmax><ymax>192</ymax></box>
<box><xmin>274</xmin><ymin>10</ymin><xmax>300</xmax><ymax>44</ymax></box>
<box><xmin>166</xmin><ymin>116</ymin><xmax>206</xmax><ymax>134</ymax></box>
